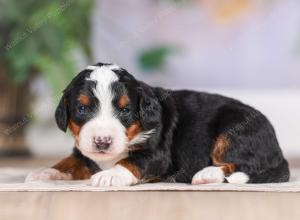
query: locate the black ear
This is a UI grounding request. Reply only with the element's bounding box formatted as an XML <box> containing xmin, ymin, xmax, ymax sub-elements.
<box><xmin>137</xmin><ymin>83</ymin><xmax>161</xmax><ymax>130</ymax></box>
<box><xmin>55</xmin><ymin>95</ymin><xmax>69</xmax><ymax>132</ymax></box>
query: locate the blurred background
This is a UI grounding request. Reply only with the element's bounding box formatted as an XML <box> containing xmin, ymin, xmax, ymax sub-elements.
<box><xmin>0</xmin><ymin>0</ymin><xmax>299</xmax><ymax>161</ymax></box>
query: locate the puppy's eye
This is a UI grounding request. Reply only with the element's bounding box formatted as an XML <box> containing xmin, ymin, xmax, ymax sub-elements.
<box><xmin>121</xmin><ymin>107</ymin><xmax>130</xmax><ymax>114</ymax></box>
<box><xmin>77</xmin><ymin>105</ymin><xmax>86</xmax><ymax>114</ymax></box>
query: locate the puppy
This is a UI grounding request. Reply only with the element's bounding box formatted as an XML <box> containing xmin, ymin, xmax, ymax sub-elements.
<box><xmin>26</xmin><ymin>63</ymin><xmax>290</xmax><ymax>186</ymax></box>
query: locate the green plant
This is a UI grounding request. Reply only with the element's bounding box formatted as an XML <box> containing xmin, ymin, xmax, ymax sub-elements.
<box><xmin>0</xmin><ymin>0</ymin><xmax>94</xmax><ymax>93</ymax></box>
<box><xmin>138</xmin><ymin>45</ymin><xmax>179</xmax><ymax>71</ymax></box>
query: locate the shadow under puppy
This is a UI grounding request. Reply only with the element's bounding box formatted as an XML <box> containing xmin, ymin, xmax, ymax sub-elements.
<box><xmin>26</xmin><ymin>63</ymin><xmax>290</xmax><ymax>186</ymax></box>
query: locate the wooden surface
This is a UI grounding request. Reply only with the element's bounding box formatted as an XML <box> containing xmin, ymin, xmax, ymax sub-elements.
<box><xmin>0</xmin><ymin>157</ymin><xmax>300</xmax><ymax>220</ymax></box>
<box><xmin>0</xmin><ymin>191</ymin><xmax>300</xmax><ymax>220</ymax></box>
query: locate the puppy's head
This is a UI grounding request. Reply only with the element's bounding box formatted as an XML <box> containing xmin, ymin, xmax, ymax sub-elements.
<box><xmin>55</xmin><ymin>63</ymin><xmax>161</xmax><ymax>162</ymax></box>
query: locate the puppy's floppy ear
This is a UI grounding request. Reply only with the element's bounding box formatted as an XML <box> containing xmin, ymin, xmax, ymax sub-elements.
<box><xmin>137</xmin><ymin>82</ymin><xmax>161</xmax><ymax>130</ymax></box>
<box><xmin>55</xmin><ymin>94</ymin><xmax>69</xmax><ymax>132</ymax></box>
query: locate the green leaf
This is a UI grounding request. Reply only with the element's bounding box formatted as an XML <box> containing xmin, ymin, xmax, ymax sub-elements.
<box><xmin>138</xmin><ymin>46</ymin><xmax>177</xmax><ymax>71</ymax></box>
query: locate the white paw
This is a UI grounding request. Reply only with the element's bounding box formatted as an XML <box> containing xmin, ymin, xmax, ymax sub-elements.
<box><xmin>191</xmin><ymin>166</ymin><xmax>225</xmax><ymax>184</ymax></box>
<box><xmin>226</xmin><ymin>172</ymin><xmax>249</xmax><ymax>184</ymax></box>
<box><xmin>91</xmin><ymin>165</ymin><xmax>138</xmax><ymax>187</ymax></box>
<box><xmin>25</xmin><ymin>168</ymin><xmax>72</xmax><ymax>182</ymax></box>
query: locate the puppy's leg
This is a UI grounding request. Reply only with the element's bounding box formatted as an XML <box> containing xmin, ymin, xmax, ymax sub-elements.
<box><xmin>25</xmin><ymin>155</ymin><xmax>93</xmax><ymax>182</ymax></box>
<box><xmin>90</xmin><ymin>158</ymin><xmax>161</xmax><ymax>187</ymax></box>
<box><xmin>191</xmin><ymin>166</ymin><xmax>249</xmax><ymax>184</ymax></box>
<box><xmin>192</xmin><ymin>134</ymin><xmax>249</xmax><ymax>184</ymax></box>
<box><xmin>192</xmin><ymin>166</ymin><xmax>225</xmax><ymax>184</ymax></box>
<box><xmin>91</xmin><ymin>159</ymin><xmax>141</xmax><ymax>187</ymax></box>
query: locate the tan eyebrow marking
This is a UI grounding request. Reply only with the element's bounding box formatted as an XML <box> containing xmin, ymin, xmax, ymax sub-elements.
<box><xmin>118</xmin><ymin>94</ymin><xmax>130</xmax><ymax>108</ymax></box>
<box><xmin>78</xmin><ymin>94</ymin><xmax>91</xmax><ymax>106</ymax></box>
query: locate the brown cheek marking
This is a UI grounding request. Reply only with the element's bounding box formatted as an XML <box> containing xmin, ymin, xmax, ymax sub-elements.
<box><xmin>211</xmin><ymin>134</ymin><xmax>236</xmax><ymax>176</ymax></box>
<box><xmin>126</xmin><ymin>121</ymin><xmax>142</xmax><ymax>141</ymax></box>
<box><xmin>52</xmin><ymin>155</ymin><xmax>93</xmax><ymax>180</ymax></box>
<box><xmin>118</xmin><ymin>94</ymin><xmax>129</xmax><ymax>108</ymax></box>
<box><xmin>69</xmin><ymin>121</ymin><xmax>81</xmax><ymax>137</ymax></box>
<box><xmin>78</xmin><ymin>94</ymin><xmax>91</xmax><ymax>106</ymax></box>
<box><xmin>69</xmin><ymin>121</ymin><xmax>81</xmax><ymax>146</ymax></box>
<box><xmin>117</xmin><ymin>159</ymin><xmax>142</xmax><ymax>179</ymax></box>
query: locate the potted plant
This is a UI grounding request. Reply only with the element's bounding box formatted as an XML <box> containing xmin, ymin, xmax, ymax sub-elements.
<box><xmin>0</xmin><ymin>0</ymin><xmax>94</xmax><ymax>156</ymax></box>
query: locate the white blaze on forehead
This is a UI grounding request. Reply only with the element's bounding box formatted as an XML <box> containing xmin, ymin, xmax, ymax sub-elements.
<box><xmin>86</xmin><ymin>64</ymin><xmax>120</xmax><ymax>71</ymax></box>
<box><xmin>87</xmin><ymin>65</ymin><xmax>119</xmax><ymax>117</ymax></box>
<box><xmin>78</xmin><ymin>64</ymin><xmax>128</xmax><ymax>164</ymax></box>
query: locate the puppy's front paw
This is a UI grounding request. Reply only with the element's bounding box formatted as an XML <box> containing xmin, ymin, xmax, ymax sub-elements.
<box><xmin>91</xmin><ymin>165</ymin><xmax>138</xmax><ymax>187</ymax></box>
<box><xmin>25</xmin><ymin>168</ymin><xmax>72</xmax><ymax>182</ymax></box>
<box><xmin>192</xmin><ymin>166</ymin><xmax>225</xmax><ymax>184</ymax></box>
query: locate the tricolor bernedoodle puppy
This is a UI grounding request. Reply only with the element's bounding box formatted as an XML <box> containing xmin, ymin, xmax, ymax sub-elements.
<box><xmin>26</xmin><ymin>63</ymin><xmax>290</xmax><ymax>186</ymax></box>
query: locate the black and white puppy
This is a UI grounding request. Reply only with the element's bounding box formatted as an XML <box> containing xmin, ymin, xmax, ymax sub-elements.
<box><xmin>26</xmin><ymin>63</ymin><xmax>290</xmax><ymax>186</ymax></box>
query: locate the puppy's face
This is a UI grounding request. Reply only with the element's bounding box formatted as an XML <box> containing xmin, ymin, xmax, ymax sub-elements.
<box><xmin>55</xmin><ymin>64</ymin><xmax>159</xmax><ymax>162</ymax></box>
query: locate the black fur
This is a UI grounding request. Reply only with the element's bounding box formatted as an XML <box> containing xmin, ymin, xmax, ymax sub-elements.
<box><xmin>55</xmin><ymin>69</ymin><xmax>97</xmax><ymax>132</ymax></box>
<box><xmin>55</xmin><ymin>97</ymin><xmax>69</xmax><ymax>132</ymax></box>
<box><xmin>56</xmin><ymin>64</ymin><xmax>290</xmax><ymax>184</ymax></box>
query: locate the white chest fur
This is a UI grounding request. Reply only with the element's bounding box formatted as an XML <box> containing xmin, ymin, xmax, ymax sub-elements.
<box><xmin>96</xmin><ymin>152</ymin><xmax>128</xmax><ymax>170</ymax></box>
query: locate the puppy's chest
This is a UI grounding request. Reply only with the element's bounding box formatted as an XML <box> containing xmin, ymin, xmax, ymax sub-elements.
<box><xmin>95</xmin><ymin>152</ymin><xmax>128</xmax><ymax>170</ymax></box>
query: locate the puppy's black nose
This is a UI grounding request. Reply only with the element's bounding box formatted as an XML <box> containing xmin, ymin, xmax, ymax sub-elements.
<box><xmin>93</xmin><ymin>136</ymin><xmax>112</xmax><ymax>150</ymax></box>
